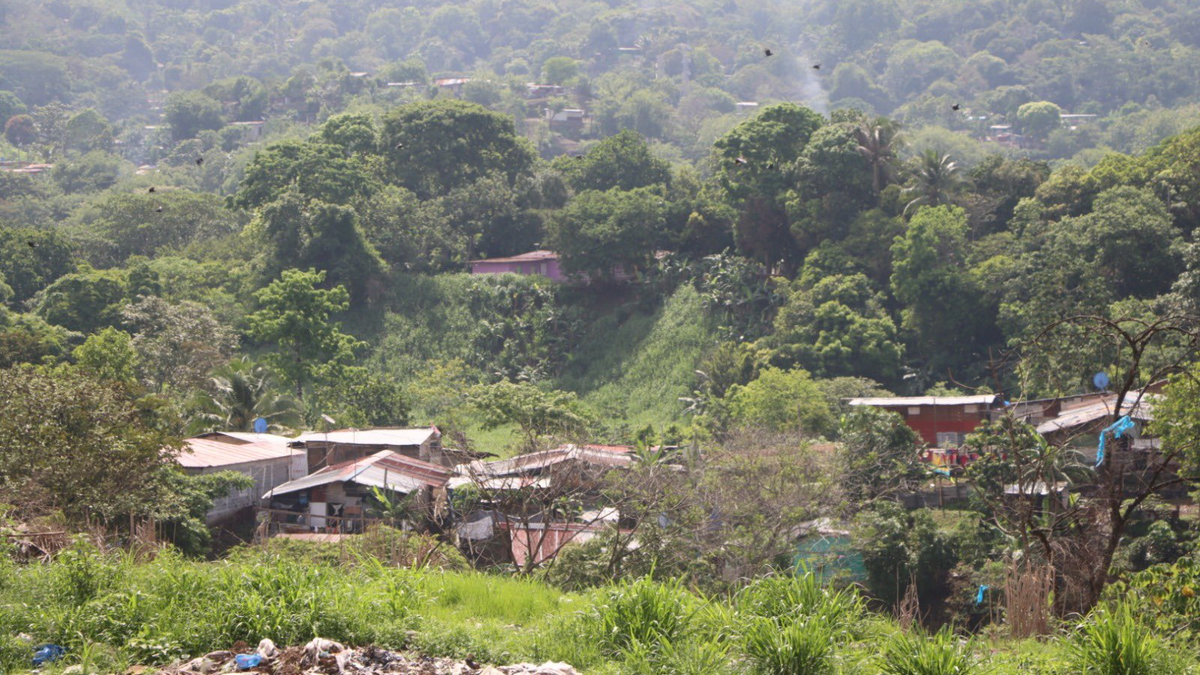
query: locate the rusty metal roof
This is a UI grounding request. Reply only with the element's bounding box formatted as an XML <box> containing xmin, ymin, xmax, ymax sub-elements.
<box><xmin>1036</xmin><ymin>395</ymin><xmax>1155</xmax><ymax>435</ymax></box>
<box><xmin>176</xmin><ymin>437</ymin><xmax>301</xmax><ymax>469</ymax></box>
<box><xmin>454</xmin><ymin>444</ymin><xmax>633</xmax><ymax>479</ymax></box>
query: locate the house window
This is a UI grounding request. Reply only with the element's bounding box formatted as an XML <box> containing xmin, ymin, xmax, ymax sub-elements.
<box><xmin>908</xmin><ymin>407</ymin><xmax>921</xmax><ymax>416</ymax></box>
<box><xmin>964</xmin><ymin>404</ymin><xmax>978</xmax><ymax>413</ymax></box>
<box><xmin>936</xmin><ymin>432</ymin><xmax>964</xmax><ymax>447</ymax></box>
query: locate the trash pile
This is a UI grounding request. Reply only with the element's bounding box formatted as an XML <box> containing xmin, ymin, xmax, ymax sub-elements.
<box><xmin>155</xmin><ymin>638</ymin><xmax>579</xmax><ymax>675</ymax></box>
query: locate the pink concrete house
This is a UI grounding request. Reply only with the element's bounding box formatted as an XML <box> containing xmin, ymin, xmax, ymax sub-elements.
<box><xmin>470</xmin><ymin>250</ymin><xmax>564</xmax><ymax>281</ymax></box>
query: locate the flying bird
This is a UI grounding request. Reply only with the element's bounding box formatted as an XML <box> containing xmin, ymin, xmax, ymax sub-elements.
<box><xmin>812</xmin><ymin>63</ymin><xmax>821</xmax><ymax>70</ymax></box>
<box><xmin>195</xmin><ymin>157</ymin><xmax>204</xmax><ymax>166</ymax></box>
<box><xmin>394</xmin><ymin>142</ymin><xmax>405</xmax><ymax>150</ymax></box>
<box><xmin>735</xmin><ymin>156</ymin><xmax>748</xmax><ymax>165</ymax></box>
<box><xmin>155</xmin><ymin>206</ymin><xmax>164</xmax><ymax>213</ymax></box>
<box><xmin>26</xmin><ymin>240</ymin><xmax>36</xmax><ymax>248</ymax></box>
<box><xmin>951</xmin><ymin>103</ymin><xmax>961</xmax><ymax>111</ymax></box>
<box><xmin>763</xmin><ymin>48</ymin><xmax>773</xmax><ymax>57</ymax></box>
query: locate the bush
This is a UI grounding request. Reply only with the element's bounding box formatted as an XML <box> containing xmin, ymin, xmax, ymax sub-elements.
<box><xmin>1070</xmin><ymin>604</ymin><xmax>1163</xmax><ymax>675</ymax></box>
<box><xmin>879</xmin><ymin>626</ymin><xmax>976</xmax><ymax>675</ymax></box>
<box><xmin>744</xmin><ymin>615</ymin><xmax>835</xmax><ymax>675</ymax></box>
<box><xmin>591</xmin><ymin>576</ymin><xmax>695</xmax><ymax>656</ymax></box>
<box><xmin>737</xmin><ymin>573</ymin><xmax>864</xmax><ymax>628</ymax></box>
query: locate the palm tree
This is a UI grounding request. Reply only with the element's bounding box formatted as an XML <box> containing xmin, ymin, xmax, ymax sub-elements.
<box><xmin>187</xmin><ymin>357</ymin><xmax>302</xmax><ymax>434</ymax></box>
<box><xmin>855</xmin><ymin>117</ymin><xmax>903</xmax><ymax>197</ymax></box>
<box><xmin>903</xmin><ymin>148</ymin><xmax>961</xmax><ymax>216</ymax></box>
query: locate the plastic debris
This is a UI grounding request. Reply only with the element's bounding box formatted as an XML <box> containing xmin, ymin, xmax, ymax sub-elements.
<box><xmin>32</xmin><ymin>644</ymin><xmax>66</xmax><ymax>667</ymax></box>
<box><xmin>152</xmin><ymin>639</ymin><xmax>580</xmax><ymax>674</ymax></box>
<box><xmin>255</xmin><ymin>639</ymin><xmax>278</xmax><ymax>660</ymax></box>
<box><xmin>234</xmin><ymin>653</ymin><xmax>261</xmax><ymax>670</ymax></box>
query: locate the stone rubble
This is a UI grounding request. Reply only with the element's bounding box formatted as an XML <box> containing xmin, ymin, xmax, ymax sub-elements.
<box><xmin>152</xmin><ymin>638</ymin><xmax>578</xmax><ymax>675</ymax></box>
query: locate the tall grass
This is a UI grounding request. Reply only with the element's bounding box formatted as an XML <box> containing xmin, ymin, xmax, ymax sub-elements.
<box><xmin>3</xmin><ymin>544</ymin><xmax>1197</xmax><ymax>675</ymax></box>
<box><xmin>1070</xmin><ymin>604</ymin><xmax>1163</xmax><ymax>675</ymax></box>
<box><xmin>879</xmin><ymin>626</ymin><xmax>977</xmax><ymax>675</ymax></box>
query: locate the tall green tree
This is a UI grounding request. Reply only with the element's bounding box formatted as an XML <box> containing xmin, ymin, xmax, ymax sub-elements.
<box><xmin>890</xmin><ymin>205</ymin><xmax>987</xmax><ymax>371</ymax></box>
<box><xmin>379</xmin><ymin>99</ymin><xmax>537</xmax><ymax>199</ymax></box>
<box><xmin>766</xmin><ymin>274</ymin><xmax>903</xmax><ymax>383</ymax></box>
<box><xmin>163</xmin><ymin>91</ymin><xmax>224</xmax><ymax>142</ymax></box>
<box><xmin>245</xmin><ymin>269</ymin><xmax>363</xmax><ymax>400</ymax></box>
<box><xmin>714</xmin><ymin>103</ymin><xmax>825</xmax><ymax>274</ymax></box>
<box><xmin>0</xmin><ymin>365</ymin><xmax>176</xmax><ymax>522</ymax></box>
<box><xmin>234</xmin><ymin>140</ymin><xmax>380</xmax><ymax>210</ymax></box>
<box><xmin>254</xmin><ymin>191</ymin><xmax>385</xmax><ymax>302</ymax></box>
<box><xmin>547</xmin><ymin>187</ymin><xmax>667</xmax><ymax>279</ymax></box>
<box><xmin>553</xmin><ymin>129</ymin><xmax>671</xmax><ymax>193</ymax></box>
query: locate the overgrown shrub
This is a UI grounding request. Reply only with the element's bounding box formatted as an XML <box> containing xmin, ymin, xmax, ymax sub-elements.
<box><xmin>1070</xmin><ymin>604</ymin><xmax>1163</xmax><ymax>675</ymax></box>
<box><xmin>591</xmin><ymin>576</ymin><xmax>695</xmax><ymax>657</ymax></box>
<box><xmin>879</xmin><ymin>626</ymin><xmax>976</xmax><ymax>675</ymax></box>
<box><xmin>744</xmin><ymin>615</ymin><xmax>835</xmax><ymax>675</ymax></box>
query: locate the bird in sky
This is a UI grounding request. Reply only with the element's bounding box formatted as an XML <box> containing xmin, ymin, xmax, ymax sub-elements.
<box><xmin>763</xmin><ymin>48</ymin><xmax>773</xmax><ymax>57</ymax></box>
<box><xmin>951</xmin><ymin>103</ymin><xmax>961</xmax><ymax>111</ymax></box>
<box><xmin>395</xmin><ymin>142</ymin><xmax>404</xmax><ymax>150</ymax></box>
<box><xmin>812</xmin><ymin>63</ymin><xmax>821</xmax><ymax>70</ymax></box>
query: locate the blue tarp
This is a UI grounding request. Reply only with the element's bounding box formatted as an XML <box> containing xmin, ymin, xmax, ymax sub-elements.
<box><xmin>1096</xmin><ymin>415</ymin><xmax>1135</xmax><ymax>468</ymax></box>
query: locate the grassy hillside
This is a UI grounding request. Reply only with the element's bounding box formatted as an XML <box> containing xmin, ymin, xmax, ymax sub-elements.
<box><xmin>351</xmin><ymin>275</ymin><xmax>717</xmax><ymax>451</ymax></box>
<box><xmin>1</xmin><ymin>540</ymin><xmax>1188</xmax><ymax>674</ymax></box>
<box><xmin>561</xmin><ymin>285</ymin><xmax>718</xmax><ymax>432</ymax></box>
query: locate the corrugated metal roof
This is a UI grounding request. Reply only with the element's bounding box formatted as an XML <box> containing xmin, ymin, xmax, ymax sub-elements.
<box><xmin>455</xmin><ymin>444</ymin><xmax>632</xmax><ymax>479</ymax></box>
<box><xmin>292</xmin><ymin>428</ymin><xmax>438</xmax><ymax>447</ymax></box>
<box><xmin>176</xmin><ymin>438</ymin><xmax>301</xmax><ymax>469</ymax></box>
<box><xmin>262</xmin><ymin>450</ymin><xmax>452</xmax><ymax>499</ymax></box>
<box><xmin>1036</xmin><ymin>396</ymin><xmax>1155</xmax><ymax>435</ymax></box>
<box><xmin>470</xmin><ymin>250</ymin><xmax>558</xmax><ymax>264</ymax></box>
<box><xmin>848</xmin><ymin>394</ymin><xmax>1001</xmax><ymax>407</ymax></box>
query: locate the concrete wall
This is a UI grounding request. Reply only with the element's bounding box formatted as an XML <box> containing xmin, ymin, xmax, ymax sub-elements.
<box><xmin>470</xmin><ymin>259</ymin><xmax>563</xmax><ymax>281</ymax></box>
<box><xmin>191</xmin><ymin>456</ymin><xmax>297</xmax><ymax>524</ymax></box>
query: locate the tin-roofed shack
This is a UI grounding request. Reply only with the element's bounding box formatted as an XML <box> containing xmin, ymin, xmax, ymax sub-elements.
<box><xmin>847</xmin><ymin>394</ymin><xmax>1003</xmax><ymax>448</ymax></box>
<box><xmin>261</xmin><ymin>450</ymin><xmax>453</xmax><ymax>534</ymax></box>
<box><xmin>174</xmin><ymin>432</ymin><xmax>305</xmax><ymax>524</ymax></box>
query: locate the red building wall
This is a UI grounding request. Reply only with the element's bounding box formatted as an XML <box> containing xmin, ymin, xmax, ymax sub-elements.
<box><xmin>886</xmin><ymin>405</ymin><xmax>991</xmax><ymax>446</ymax></box>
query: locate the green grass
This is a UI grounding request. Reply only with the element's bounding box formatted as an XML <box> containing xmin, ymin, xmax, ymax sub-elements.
<box><xmin>560</xmin><ymin>285</ymin><xmax>718</xmax><ymax>430</ymax></box>
<box><xmin>4</xmin><ymin>539</ymin><xmax>1197</xmax><ymax>675</ymax></box>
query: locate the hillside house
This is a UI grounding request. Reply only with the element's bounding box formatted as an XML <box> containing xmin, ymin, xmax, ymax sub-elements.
<box><xmin>847</xmin><ymin>394</ymin><xmax>1003</xmax><ymax>448</ymax></box>
<box><xmin>175</xmin><ymin>432</ymin><xmax>305</xmax><ymax>524</ymax></box>
<box><xmin>470</xmin><ymin>250</ymin><xmax>564</xmax><ymax>280</ymax></box>
<box><xmin>290</xmin><ymin>427</ymin><xmax>449</xmax><ymax>471</ymax></box>
<box><xmin>262</xmin><ymin>450</ymin><xmax>452</xmax><ymax>534</ymax></box>
<box><xmin>546</xmin><ymin>108</ymin><xmax>585</xmax><ymax>133</ymax></box>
